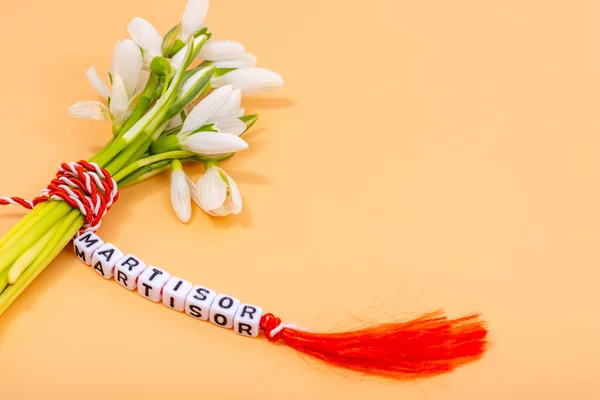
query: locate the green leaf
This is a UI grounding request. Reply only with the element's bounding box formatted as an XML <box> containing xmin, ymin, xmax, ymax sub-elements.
<box><xmin>163</xmin><ymin>65</ymin><xmax>216</xmax><ymax>121</ymax></box>
<box><xmin>239</xmin><ymin>114</ymin><xmax>259</xmax><ymax>133</ymax></box>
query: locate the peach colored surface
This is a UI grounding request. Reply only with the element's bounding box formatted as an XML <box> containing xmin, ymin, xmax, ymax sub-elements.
<box><xmin>1</xmin><ymin>0</ymin><xmax>599</xmax><ymax>398</ymax></box>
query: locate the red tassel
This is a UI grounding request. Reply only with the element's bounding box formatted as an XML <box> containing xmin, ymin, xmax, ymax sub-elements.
<box><xmin>260</xmin><ymin>310</ymin><xmax>488</xmax><ymax>379</ymax></box>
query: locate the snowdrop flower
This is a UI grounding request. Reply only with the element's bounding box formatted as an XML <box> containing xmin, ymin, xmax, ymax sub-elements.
<box><xmin>170</xmin><ymin>160</ymin><xmax>192</xmax><ymax>223</ymax></box>
<box><xmin>175</xmin><ymin>85</ymin><xmax>248</xmax><ymax>152</ymax></box>
<box><xmin>128</xmin><ymin>17</ymin><xmax>163</xmax><ymax>64</ymax></box>
<box><xmin>194</xmin><ymin>165</ymin><xmax>242</xmax><ymax>217</ymax></box>
<box><xmin>180</xmin><ymin>0</ymin><xmax>209</xmax><ymax>42</ymax></box>
<box><xmin>180</xmin><ymin>85</ymin><xmax>234</xmax><ymax>134</ymax></box>
<box><xmin>70</xmin><ymin>39</ymin><xmax>144</xmax><ymax>124</ymax></box>
<box><xmin>69</xmin><ymin>72</ymin><xmax>131</xmax><ymax>124</ymax></box>
<box><xmin>212</xmin><ymin>68</ymin><xmax>284</xmax><ymax>94</ymax></box>
<box><xmin>199</xmin><ymin>40</ymin><xmax>245</xmax><ymax>61</ymax></box>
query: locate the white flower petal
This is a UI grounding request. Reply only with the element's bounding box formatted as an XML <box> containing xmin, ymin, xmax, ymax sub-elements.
<box><xmin>110</xmin><ymin>72</ymin><xmax>129</xmax><ymax>124</ymax></box>
<box><xmin>199</xmin><ymin>40</ymin><xmax>245</xmax><ymax>61</ymax></box>
<box><xmin>128</xmin><ymin>17</ymin><xmax>163</xmax><ymax>58</ymax></box>
<box><xmin>68</xmin><ymin>101</ymin><xmax>110</xmax><ymax>121</ymax></box>
<box><xmin>213</xmin><ymin>53</ymin><xmax>257</xmax><ymax>69</ymax></box>
<box><xmin>180</xmin><ymin>131</ymin><xmax>249</xmax><ymax>155</ymax></box>
<box><xmin>213</xmin><ymin>117</ymin><xmax>246</xmax><ymax>136</ymax></box>
<box><xmin>180</xmin><ymin>0</ymin><xmax>209</xmax><ymax>42</ymax></box>
<box><xmin>226</xmin><ymin>173</ymin><xmax>242</xmax><ymax>214</ymax></box>
<box><xmin>211</xmin><ymin>68</ymin><xmax>284</xmax><ymax>94</ymax></box>
<box><xmin>86</xmin><ymin>67</ymin><xmax>110</xmax><ymax>100</ymax></box>
<box><xmin>135</xmin><ymin>69</ymin><xmax>151</xmax><ymax>93</ymax></box>
<box><xmin>196</xmin><ymin>167</ymin><xmax>228</xmax><ymax>211</ymax></box>
<box><xmin>170</xmin><ymin>169</ymin><xmax>192</xmax><ymax>223</ymax></box>
<box><xmin>210</xmin><ymin>88</ymin><xmax>242</xmax><ymax>120</ymax></box>
<box><xmin>235</xmin><ymin>108</ymin><xmax>245</xmax><ymax>117</ymax></box>
<box><xmin>200</xmin><ymin>170</ymin><xmax>241</xmax><ymax>217</ymax></box>
<box><xmin>171</xmin><ymin>35</ymin><xmax>206</xmax><ymax>71</ymax></box>
<box><xmin>181</xmin><ymin>85</ymin><xmax>233</xmax><ymax>133</ymax></box>
<box><xmin>112</xmin><ymin>39</ymin><xmax>143</xmax><ymax>98</ymax></box>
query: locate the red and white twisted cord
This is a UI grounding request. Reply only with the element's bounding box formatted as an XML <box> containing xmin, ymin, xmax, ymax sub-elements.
<box><xmin>0</xmin><ymin>160</ymin><xmax>118</xmax><ymax>233</ymax></box>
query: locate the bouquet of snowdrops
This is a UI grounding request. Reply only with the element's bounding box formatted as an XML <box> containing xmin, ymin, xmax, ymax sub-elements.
<box><xmin>0</xmin><ymin>0</ymin><xmax>283</xmax><ymax>315</ymax></box>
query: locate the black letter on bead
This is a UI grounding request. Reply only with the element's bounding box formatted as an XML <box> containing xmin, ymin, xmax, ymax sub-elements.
<box><xmin>214</xmin><ymin>314</ymin><xmax>228</xmax><ymax>326</ymax></box>
<box><xmin>77</xmin><ymin>233</ymin><xmax>99</xmax><ymax>248</ymax></box>
<box><xmin>142</xmin><ymin>283</ymin><xmax>152</xmax><ymax>297</ymax></box>
<box><xmin>237</xmin><ymin>323</ymin><xmax>253</xmax><ymax>336</ymax></box>
<box><xmin>219</xmin><ymin>297</ymin><xmax>234</xmax><ymax>309</ymax></box>
<box><xmin>120</xmin><ymin>257</ymin><xmax>140</xmax><ymax>271</ymax></box>
<box><xmin>116</xmin><ymin>271</ymin><xmax>128</xmax><ymax>286</ymax></box>
<box><xmin>149</xmin><ymin>269</ymin><xmax>163</xmax><ymax>281</ymax></box>
<box><xmin>93</xmin><ymin>261</ymin><xmax>105</xmax><ymax>276</ymax></box>
<box><xmin>97</xmin><ymin>248</ymin><xmax>115</xmax><ymax>262</ymax></box>
<box><xmin>75</xmin><ymin>246</ymin><xmax>86</xmax><ymax>262</ymax></box>
<box><xmin>188</xmin><ymin>305</ymin><xmax>203</xmax><ymax>318</ymax></box>
<box><xmin>169</xmin><ymin>297</ymin><xmax>175</xmax><ymax>308</ymax></box>
<box><xmin>194</xmin><ymin>288</ymin><xmax>210</xmax><ymax>301</ymax></box>
<box><xmin>173</xmin><ymin>280</ymin><xmax>183</xmax><ymax>291</ymax></box>
<box><xmin>240</xmin><ymin>306</ymin><xmax>257</xmax><ymax>319</ymax></box>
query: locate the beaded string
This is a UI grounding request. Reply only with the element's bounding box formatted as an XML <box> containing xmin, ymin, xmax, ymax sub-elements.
<box><xmin>2</xmin><ymin>162</ymin><xmax>488</xmax><ymax>379</ymax></box>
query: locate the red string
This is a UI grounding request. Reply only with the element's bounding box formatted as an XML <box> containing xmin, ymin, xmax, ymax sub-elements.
<box><xmin>260</xmin><ymin>310</ymin><xmax>488</xmax><ymax>379</ymax></box>
<box><xmin>0</xmin><ymin>160</ymin><xmax>118</xmax><ymax>233</ymax></box>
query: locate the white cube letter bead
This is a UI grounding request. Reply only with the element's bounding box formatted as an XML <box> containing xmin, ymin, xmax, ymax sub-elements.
<box><xmin>137</xmin><ymin>266</ymin><xmax>171</xmax><ymax>303</ymax></box>
<box><xmin>162</xmin><ymin>277</ymin><xmax>193</xmax><ymax>312</ymax></box>
<box><xmin>209</xmin><ymin>294</ymin><xmax>241</xmax><ymax>329</ymax></box>
<box><xmin>234</xmin><ymin>304</ymin><xmax>264</xmax><ymax>338</ymax></box>
<box><xmin>90</xmin><ymin>243</ymin><xmax>124</xmax><ymax>279</ymax></box>
<box><xmin>185</xmin><ymin>286</ymin><xmax>217</xmax><ymax>321</ymax></box>
<box><xmin>114</xmin><ymin>254</ymin><xmax>147</xmax><ymax>291</ymax></box>
<box><xmin>73</xmin><ymin>232</ymin><xmax>104</xmax><ymax>265</ymax></box>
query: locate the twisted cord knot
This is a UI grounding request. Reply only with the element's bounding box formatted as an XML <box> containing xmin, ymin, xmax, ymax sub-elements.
<box><xmin>0</xmin><ymin>160</ymin><xmax>118</xmax><ymax>233</ymax></box>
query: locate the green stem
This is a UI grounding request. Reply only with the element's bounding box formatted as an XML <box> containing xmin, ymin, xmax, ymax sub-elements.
<box><xmin>0</xmin><ymin>202</ymin><xmax>51</xmax><ymax>251</ymax></box>
<box><xmin>0</xmin><ymin>202</ymin><xmax>72</xmax><ymax>274</ymax></box>
<box><xmin>112</xmin><ymin>150</ymin><xmax>195</xmax><ymax>182</ymax></box>
<box><xmin>118</xmin><ymin>74</ymin><xmax>160</xmax><ymax>138</ymax></box>
<box><xmin>0</xmin><ymin>211</ymin><xmax>83</xmax><ymax>316</ymax></box>
<box><xmin>8</xmin><ymin>222</ymin><xmax>61</xmax><ymax>284</ymax></box>
<box><xmin>118</xmin><ymin>163</ymin><xmax>172</xmax><ymax>187</ymax></box>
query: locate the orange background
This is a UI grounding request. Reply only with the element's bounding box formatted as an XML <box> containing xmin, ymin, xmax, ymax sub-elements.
<box><xmin>1</xmin><ymin>0</ymin><xmax>599</xmax><ymax>398</ymax></box>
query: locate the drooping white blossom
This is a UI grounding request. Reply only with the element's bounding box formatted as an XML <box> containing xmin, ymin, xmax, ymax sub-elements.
<box><xmin>194</xmin><ymin>166</ymin><xmax>242</xmax><ymax>216</ymax></box>
<box><xmin>170</xmin><ymin>165</ymin><xmax>192</xmax><ymax>223</ymax></box>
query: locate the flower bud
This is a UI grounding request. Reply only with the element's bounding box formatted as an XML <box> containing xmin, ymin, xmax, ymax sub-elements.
<box><xmin>151</xmin><ymin>56</ymin><xmax>172</xmax><ymax>76</ymax></box>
